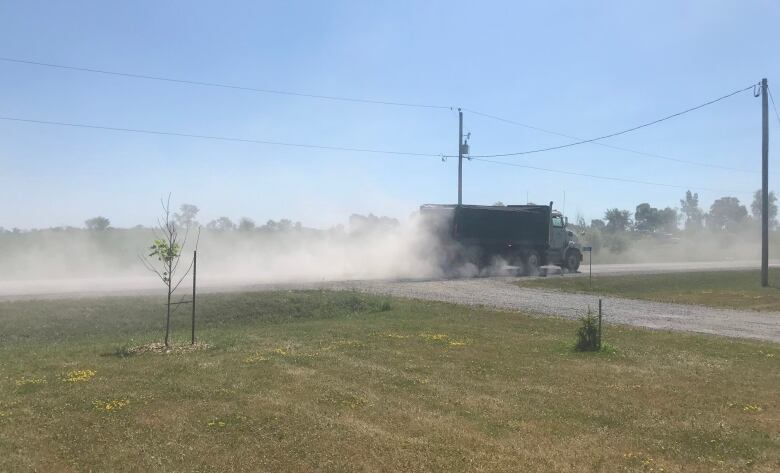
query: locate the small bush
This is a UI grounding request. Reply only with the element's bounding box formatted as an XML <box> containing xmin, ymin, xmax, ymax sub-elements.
<box><xmin>377</xmin><ymin>300</ymin><xmax>392</xmax><ymax>312</ymax></box>
<box><xmin>599</xmin><ymin>343</ymin><xmax>617</xmax><ymax>354</ymax></box>
<box><xmin>111</xmin><ymin>344</ymin><xmax>135</xmax><ymax>358</ymax></box>
<box><xmin>342</xmin><ymin>294</ymin><xmax>368</xmax><ymax>312</ymax></box>
<box><xmin>574</xmin><ymin>311</ymin><xmax>600</xmax><ymax>352</ymax></box>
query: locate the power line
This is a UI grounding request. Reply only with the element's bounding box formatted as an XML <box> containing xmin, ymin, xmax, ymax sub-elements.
<box><xmin>769</xmin><ymin>86</ymin><xmax>780</xmax><ymax>128</ymax></box>
<box><xmin>469</xmin><ymin>157</ymin><xmax>752</xmax><ymax>195</ymax></box>
<box><xmin>1</xmin><ymin>56</ymin><xmax>757</xmax><ymax>173</ymax></box>
<box><xmin>0</xmin><ymin>56</ymin><xmax>761</xmax><ymax>194</ymax></box>
<box><xmin>457</xmin><ymin>84</ymin><xmax>757</xmax><ymax>159</ymax></box>
<box><xmin>461</xmin><ymin>107</ymin><xmax>756</xmax><ymax>173</ymax></box>
<box><xmin>0</xmin><ymin>114</ymin><xmax>750</xmax><ymax>195</ymax></box>
<box><xmin>0</xmin><ymin>56</ymin><xmax>453</xmax><ymax>111</ymax></box>
<box><xmin>0</xmin><ymin>115</ymin><xmax>444</xmax><ymax>158</ymax></box>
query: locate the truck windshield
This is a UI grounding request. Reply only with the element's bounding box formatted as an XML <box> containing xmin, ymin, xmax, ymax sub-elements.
<box><xmin>552</xmin><ymin>217</ymin><xmax>564</xmax><ymax>227</ymax></box>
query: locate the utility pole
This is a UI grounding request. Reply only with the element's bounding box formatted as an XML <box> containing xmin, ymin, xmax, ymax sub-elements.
<box><xmin>762</xmin><ymin>78</ymin><xmax>769</xmax><ymax>287</ymax></box>
<box><xmin>458</xmin><ymin>108</ymin><xmax>463</xmax><ymax>206</ymax></box>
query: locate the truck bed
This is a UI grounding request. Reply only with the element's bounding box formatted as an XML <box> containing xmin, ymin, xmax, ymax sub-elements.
<box><xmin>420</xmin><ymin>204</ymin><xmax>552</xmax><ymax>248</ymax></box>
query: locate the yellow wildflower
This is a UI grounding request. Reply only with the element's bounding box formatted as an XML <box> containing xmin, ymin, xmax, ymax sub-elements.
<box><xmin>92</xmin><ymin>399</ymin><xmax>129</xmax><ymax>411</ymax></box>
<box><xmin>243</xmin><ymin>353</ymin><xmax>270</xmax><ymax>363</ymax></box>
<box><xmin>323</xmin><ymin>340</ymin><xmax>363</xmax><ymax>350</ymax></box>
<box><xmin>383</xmin><ymin>333</ymin><xmax>410</xmax><ymax>339</ymax></box>
<box><xmin>419</xmin><ymin>333</ymin><xmax>448</xmax><ymax>341</ymax></box>
<box><xmin>64</xmin><ymin>369</ymin><xmax>96</xmax><ymax>382</ymax></box>
<box><xmin>15</xmin><ymin>376</ymin><xmax>46</xmax><ymax>386</ymax></box>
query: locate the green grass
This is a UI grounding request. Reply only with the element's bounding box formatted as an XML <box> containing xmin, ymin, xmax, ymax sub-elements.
<box><xmin>521</xmin><ymin>268</ymin><xmax>780</xmax><ymax>312</ymax></box>
<box><xmin>1</xmin><ymin>291</ymin><xmax>778</xmax><ymax>472</ymax></box>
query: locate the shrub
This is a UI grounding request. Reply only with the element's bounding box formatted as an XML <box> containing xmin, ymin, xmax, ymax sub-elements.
<box><xmin>111</xmin><ymin>344</ymin><xmax>134</xmax><ymax>358</ymax></box>
<box><xmin>377</xmin><ymin>300</ymin><xmax>392</xmax><ymax>312</ymax></box>
<box><xmin>342</xmin><ymin>294</ymin><xmax>368</xmax><ymax>312</ymax></box>
<box><xmin>575</xmin><ymin>311</ymin><xmax>600</xmax><ymax>352</ymax></box>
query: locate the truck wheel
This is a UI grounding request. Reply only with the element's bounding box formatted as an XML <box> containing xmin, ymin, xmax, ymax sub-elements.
<box><xmin>524</xmin><ymin>250</ymin><xmax>541</xmax><ymax>276</ymax></box>
<box><xmin>565</xmin><ymin>250</ymin><xmax>581</xmax><ymax>273</ymax></box>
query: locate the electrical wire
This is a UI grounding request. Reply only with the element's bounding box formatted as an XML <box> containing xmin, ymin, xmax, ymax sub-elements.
<box><xmin>769</xmin><ymin>87</ymin><xmax>780</xmax><ymax>128</ymax></box>
<box><xmin>456</xmin><ymin>84</ymin><xmax>757</xmax><ymax>159</ymax></box>
<box><xmin>0</xmin><ymin>55</ymin><xmax>761</xmax><ymax>194</ymax></box>
<box><xmin>0</xmin><ymin>115</ymin><xmax>752</xmax><ymax>195</ymax></box>
<box><xmin>1</xmin><ymin>56</ymin><xmax>757</xmax><ymax>173</ymax></box>
<box><xmin>0</xmin><ymin>56</ymin><xmax>453</xmax><ymax>110</ymax></box>
<box><xmin>461</xmin><ymin>107</ymin><xmax>756</xmax><ymax>173</ymax></box>
<box><xmin>0</xmin><ymin>114</ymin><xmax>752</xmax><ymax>194</ymax></box>
<box><xmin>0</xmin><ymin>115</ymin><xmax>444</xmax><ymax>158</ymax></box>
<box><xmin>469</xmin><ymin>157</ymin><xmax>752</xmax><ymax>195</ymax></box>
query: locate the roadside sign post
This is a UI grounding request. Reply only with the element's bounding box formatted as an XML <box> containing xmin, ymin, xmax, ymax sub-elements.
<box><xmin>583</xmin><ymin>246</ymin><xmax>593</xmax><ymax>289</ymax></box>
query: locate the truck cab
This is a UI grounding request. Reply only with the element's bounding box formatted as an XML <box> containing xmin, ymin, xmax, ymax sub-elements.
<box><xmin>548</xmin><ymin>210</ymin><xmax>582</xmax><ymax>272</ymax></box>
<box><xmin>504</xmin><ymin>205</ymin><xmax>582</xmax><ymax>273</ymax></box>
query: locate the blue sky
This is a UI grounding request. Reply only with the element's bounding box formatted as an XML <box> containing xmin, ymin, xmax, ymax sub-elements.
<box><xmin>1</xmin><ymin>0</ymin><xmax>778</xmax><ymax>229</ymax></box>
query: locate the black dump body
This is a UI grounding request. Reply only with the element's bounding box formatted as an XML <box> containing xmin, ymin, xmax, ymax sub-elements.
<box><xmin>420</xmin><ymin>204</ymin><xmax>552</xmax><ymax>264</ymax></box>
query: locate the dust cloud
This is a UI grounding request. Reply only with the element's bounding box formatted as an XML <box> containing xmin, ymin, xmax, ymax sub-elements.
<box><xmin>0</xmin><ymin>212</ymin><xmax>466</xmax><ymax>297</ymax></box>
<box><xmin>578</xmin><ymin>228</ymin><xmax>770</xmax><ymax>265</ymax></box>
<box><xmin>0</xmin><ymin>210</ymin><xmax>771</xmax><ymax>298</ymax></box>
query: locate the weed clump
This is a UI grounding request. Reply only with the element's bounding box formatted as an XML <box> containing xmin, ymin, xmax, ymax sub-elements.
<box><xmin>574</xmin><ymin>311</ymin><xmax>600</xmax><ymax>352</ymax></box>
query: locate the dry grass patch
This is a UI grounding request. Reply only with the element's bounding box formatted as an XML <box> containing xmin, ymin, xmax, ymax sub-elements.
<box><xmin>0</xmin><ymin>290</ymin><xmax>778</xmax><ymax>471</ymax></box>
<box><xmin>520</xmin><ymin>267</ymin><xmax>780</xmax><ymax>311</ymax></box>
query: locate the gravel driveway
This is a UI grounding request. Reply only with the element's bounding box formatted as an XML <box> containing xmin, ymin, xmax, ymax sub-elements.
<box><xmin>312</xmin><ymin>277</ymin><xmax>780</xmax><ymax>344</ymax></box>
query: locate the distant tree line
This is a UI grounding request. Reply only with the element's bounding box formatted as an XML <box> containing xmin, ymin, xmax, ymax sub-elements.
<box><xmin>589</xmin><ymin>190</ymin><xmax>776</xmax><ymax>234</ymax></box>
<box><xmin>2</xmin><ymin>192</ymin><xmax>776</xmax><ymax>243</ymax></box>
<box><xmin>0</xmin><ymin>203</ymin><xmax>406</xmax><ymax>237</ymax></box>
<box><xmin>573</xmin><ymin>189</ymin><xmax>777</xmax><ymax>254</ymax></box>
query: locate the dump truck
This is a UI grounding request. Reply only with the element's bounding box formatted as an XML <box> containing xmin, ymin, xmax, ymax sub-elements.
<box><xmin>420</xmin><ymin>202</ymin><xmax>582</xmax><ymax>275</ymax></box>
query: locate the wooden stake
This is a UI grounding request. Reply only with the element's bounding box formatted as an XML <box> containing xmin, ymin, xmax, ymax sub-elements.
<box><xmin>191</xmin><ymin>250</ymin><xmax>197</xmax><ymax>345</ymax></box>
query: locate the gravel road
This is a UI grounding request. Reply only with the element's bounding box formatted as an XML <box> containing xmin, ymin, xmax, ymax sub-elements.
<box><xmin>310</xmin><ymin>277</ymin><xmax>780</xmax><ymax>344</ymax></box>
<box><xmin>2</xmin><ymin>260</ymin><xmax>779</xmax><ymax>343</ymax></box>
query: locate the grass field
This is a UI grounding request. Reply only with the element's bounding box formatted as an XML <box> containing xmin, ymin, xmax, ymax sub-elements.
<box><xmin>521</xmin><ymin>268</ymin><xmax>780</xmax><ymax>312</ymax></box>
<box><xmin>1</xmin><ymin>291</ymin><xmax>778</xmax><ymax>472</ymax></box>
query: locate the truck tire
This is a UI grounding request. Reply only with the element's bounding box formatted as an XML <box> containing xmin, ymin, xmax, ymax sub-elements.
<box><xmin>524</xmin><ymin>250</ymin><xmax>541</xmax><ymax>276</ymax></box>
<box><xmin>565</xmin><ymin>250</ymin><xmax>581</xmax><ymax>273</ymax></box>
